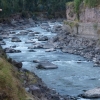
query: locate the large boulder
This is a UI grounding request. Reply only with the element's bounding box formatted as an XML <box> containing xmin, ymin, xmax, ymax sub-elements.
<box><xmin>37</xmin><ymin>61</ymin><xmax>58</xmax><ymax>69</ymax></box>
<box><xmin>11</xmin><ymin>37</ymin><xmax>21</xmax><ymax>42</ymax></box>
<box><xmin>82</xmin><ymin>87</ymin><xmax>100</xmax><ymax>98</ymax></box>
<box><xmin>38</xmin><ymin>36</ymin><xmax>48</xmax><ymax>41</ymax></box>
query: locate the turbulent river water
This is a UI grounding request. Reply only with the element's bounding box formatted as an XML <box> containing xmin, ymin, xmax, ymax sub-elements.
<box><xmin>2</xmin><ymin>22</ymin><xmax>100</xmax><ymax>100</ymax></box>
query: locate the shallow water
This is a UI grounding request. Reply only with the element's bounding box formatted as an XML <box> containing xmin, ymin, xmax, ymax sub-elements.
<box><xmin>2</xmin><ymin>22</ymin><xmax>100</xmax><ymax>98</ymax></box>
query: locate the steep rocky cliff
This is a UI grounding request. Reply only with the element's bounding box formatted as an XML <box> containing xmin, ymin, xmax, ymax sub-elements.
<box><xmin>65</xmin><ymin>2</ymin><xmax>100</xmax><ymax>39</ymax></box>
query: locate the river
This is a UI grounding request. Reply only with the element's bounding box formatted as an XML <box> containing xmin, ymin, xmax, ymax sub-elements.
<box><xmin>1</xmin><ymin>21</ymin><xmax>100</xmax><ymax>100</ymax></box>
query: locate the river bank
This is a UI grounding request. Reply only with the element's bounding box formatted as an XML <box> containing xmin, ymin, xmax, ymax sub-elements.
<box><xmin>48</xmin><ymin>24</ymin><xmax>100</xmax><ymax>67</ymax></box>
<box><xmin>0</xmin><ymin>18</ymin><xmax>100</xmax><ymax>100</ymax></box>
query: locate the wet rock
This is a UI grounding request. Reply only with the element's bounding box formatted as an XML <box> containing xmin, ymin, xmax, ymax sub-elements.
<box><xmin>28</xmin><ymin>49</ymin><xmax>35</xmax><ymax>52</ymax></box>
<box><xmin>38</xmin><ymin>36</ymin><xmax>48</xmax><ymax>41</ymax></box>
<box><xmin>4</xmin><ymin>48</ymin><xmax>21</xmax><ymax>53</ymax></box>
<box><xmin>34</xmin><ymin>32</ymin><xmax>40</xmax><ymax>34</ymax></box>
<box><xmin>0</xmin><ymin>41</ymin><xmax>6</xmax><ymax>45</ymax></box>
<box><xmin>17</xmin><ymin>31</ymin><xmax>28</xmax><ymax>35</ymax></box>
<box><xmin>11</xmin><ymin>37</ymin><xmax>21</xmax><ymax>42</ymax></box>
<box><xmin>45</xmin><ymin>48</ymin><xmax>56</xmax><ymax>52</ymax></box>
<box><xmin>81</xmin><ymin>87</ymin><xmax>100</xmax><ymax>98</ymax></box>
<box><xmin>28</xmin><ymin>33</ymin><xmax>35</xmax><ymax>36</ymax></box>
<box><xmin>25</xmin><ymin>40</ymin><xmax>35</xmax><ymax>44</ymax></box>
<box><xmin>1</xmin><ymin>35</ymin><xmax>9</xmax><ymax>39</ymax></box>
<box><xmin>0</xmin><ymin>37</ymin><xmax>3</xmax><ymax>41</ymax></box>
<box><xmin>43</xmin><ymin>43</ymin><xmax>54</xmax><ymax>49</ymax></box>
<box><xmin>33</xmin><ymin>60</ymin><xmax>40</xmax><ymax>63</ymax></box>
<box><xmin>12</xmin><ymin>60</ymin><xmax>22</xmax><ymax>69</ymax></box>
<box><xmin>10</xmin><ymin>31</ymin><xmax>16</xmax><ymax>34</ymax></box>
<box><xmin>52</xmin><ymin>25</ymin><xmax>62</xmax><ymax>33</ymax></box>
<box><xmin>28</xmin><ymin>44</ymin><xmax>43</xmax><ymax>49</ymax></box>
<box><xmin>27</xmin><ymin>30</ymin><xmax>34</xmax><ymax>32</ymax></box>
<box><xmin>37</xmin><ymin>61</ymin><xmax>58</xmax><ymax>69</ymax></box>
<box><xmin>0</xmin><ymin>26</ymin><xmax>3</xmax><ymax>31</ymax></box>
<box><xmin>41</xmin><ymin>23</ymin><xmax>50</xmax><ymax>30</ymax></box>
<box><xmin>10</xmin><ymin>45</ymin><xmax>16</xmax><ymax>48</ymax></box>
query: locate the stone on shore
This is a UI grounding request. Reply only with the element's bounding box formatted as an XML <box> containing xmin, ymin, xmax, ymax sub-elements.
<box><xmin>82</xmin><ymin>87</ymin><xmax>100</xmax><ymax>98</ymax></box>
<box><xmin>12</xmin><ymin>60</ymin><xmax>22</xmax><ymax>69</ymax></box>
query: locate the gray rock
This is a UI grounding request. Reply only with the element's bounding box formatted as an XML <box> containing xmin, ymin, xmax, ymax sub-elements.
<box><xmin>43</xmin><ymin>43</ymin><xmax>54</xmax><ymax>49</ymax></box>
<box><xmin>28</xmin><ymin>49</ymin><xmax>35</xmax><ymax>52</ymax></box>
<box><xmin>82</xmin><ymin>87</ymin><xmax>100</xmax><ymax>98</ymax></box>
<box><xmin>11</xmin><ymin>37</ymin><xmax>21</xmax><ymax>42</ymax></box>
<box><xmin>10</xmin><ymin>45</ymin><xmax>16</xmax><ymax>48</ymax></box>
<box><xmin>10</xmin><ymin>31</ymin><xmax>16</xmax><ymax>34</ymax></box>
<box><xmin>25</xmin><ymin>40</ymin><xmax>35</xmax><ymax>44</ymax></box>
<box><xmin>4</xmin><ymin>48</ymin><xmax>21</xmax><ymax>53</ymax></box>
<box><xmin>37</xmin><ymin>61</ymin><xmax>58</xmax><ymax>69</ymax></box>
<box><xmin>12</xmin><ymin>60</ymin><xmax>22</xmax><ymax>69</ymax></box>
<box><xmin>17</xmin><ymin>31</ymin><xmax>28</xmax><ymax>35</ymax></box>
<box><xmin>29</xmin><ymin>85</ymin><xmax>41</xmax><ymax>96</ymax></box>
<box><xmin>34</xmin><ymin>32</ymin><xmax>40</xmax><ymax>34</ymax></box>
<box><xmin>28</xmin><ymin>44</ymin><xmax>43</xmax><ymax>49</ymax></box>
<box><xmin>45</xmin><ymin>48</ymin><xmax>56</xmax><ymax>52</ymax></box>
<box><xmin>0</xmin><ymin>37</ymin><xmax>3</xmax><ymax>41</ymax></box>
<box><xmin>33</xmin><ymin>60</ymin><xmax>40</xmax><ymax>63</ymax></box>
<box><xmin>0</xmin><ymin>41</ymin><xmax>6</xmax><ymax>45</ymax></box>
<box><xmin>28</xmin><ymin>33</ymin><xmax>35</xmax><ymax>36</ymax></box>
<box><xmin>52</xmin><ymin>25</ymin><xmax>62</xmax><ymax>33</ymax></box>
<box><xmin>38</xmin><ymin>36</ymin><xmax>48</xmax><ymax>41</ymax></box>
<box><xmin>1</xmin><ymin>35</ymin><xmax>9</xmax><ymax>39</ymax></box>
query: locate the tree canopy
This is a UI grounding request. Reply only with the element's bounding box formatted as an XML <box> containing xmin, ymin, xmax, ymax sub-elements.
<box><xmin>0</xmin><ymin>0</ymin><xmax>73</xmax><ymax>18</ymax></box>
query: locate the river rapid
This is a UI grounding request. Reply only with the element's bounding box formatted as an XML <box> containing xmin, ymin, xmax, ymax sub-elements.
<box><xmin>1</xmin><ymin>20</ymin><xmax>100</xmax><ymax>100</ymax></box>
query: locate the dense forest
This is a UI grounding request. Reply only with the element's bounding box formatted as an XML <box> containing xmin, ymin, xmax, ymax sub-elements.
<box><xmin>0</xmin><ymin>0</ymin><xmax>99</xmax><ymax>18</ymax></box>
<box><xmin>0</xmin><ymin>0</ymin><xmax>73</xmax><ymax>18</ymax></box>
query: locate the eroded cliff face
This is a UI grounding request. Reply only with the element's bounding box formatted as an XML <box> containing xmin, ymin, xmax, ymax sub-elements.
<box><xmin>65</xmin><ymin>2</ymin><xmax>100</xmax><ymax>39</ymax></box>
<box><xmin>80</xmin><ymin>7</ymin><xmax>100</xmax><ymax>23</ymax></box>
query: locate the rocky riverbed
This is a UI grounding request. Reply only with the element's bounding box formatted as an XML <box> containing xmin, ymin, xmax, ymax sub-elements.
<box><xmin>0</xmin><ymin>18</ymin><xmax>100</xmax><ymax>100</ymax></box>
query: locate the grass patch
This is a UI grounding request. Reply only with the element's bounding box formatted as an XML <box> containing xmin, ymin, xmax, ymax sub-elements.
<box><xmin>0</xmin><ymin>58</ymin><xmax>26</xmax><ymax>100</ymax></box>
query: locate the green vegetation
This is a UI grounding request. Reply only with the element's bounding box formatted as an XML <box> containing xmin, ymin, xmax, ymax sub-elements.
<box><xmin>74</xmin><ymin>0</ymin><xmax>82</xmax><ymax>19</ymax></box>
<box><xmin>72</xmin><ymin>0</ymin><xmax>100</xmax><ymax>20</ymax></box>
<box><xmin>64</xmin><ymin>20</ymin><xmax>79</xmax><ymax>28</ymax></box>
<box><xmin>84</xmin><ymin>0</ymin><xmax>100</xmax><ymax>7</ymax></box>
<box><xmin>0</xmin><ymin>0</ymin><xmax>73</xmax><ymax>18</ymax></box>
<box><xmin>0</xmin><ymin>58</ymin><xmax>26</xmax><ymax>100</ymax></box>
